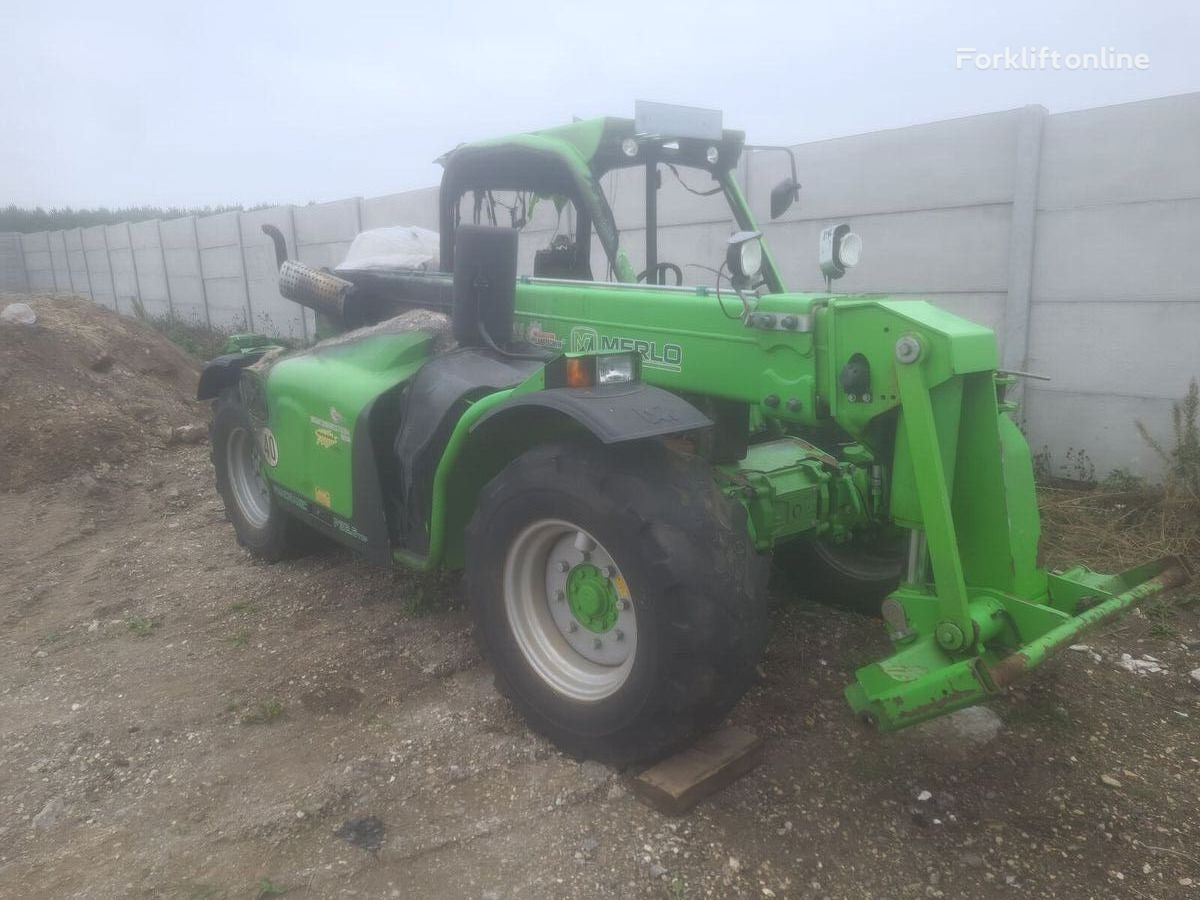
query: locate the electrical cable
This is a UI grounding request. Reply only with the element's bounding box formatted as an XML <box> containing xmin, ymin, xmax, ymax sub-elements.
<box><xmin>666</xmin><ymin>163</ymin><xmax>723</xmax><ymax>197</ymax></box>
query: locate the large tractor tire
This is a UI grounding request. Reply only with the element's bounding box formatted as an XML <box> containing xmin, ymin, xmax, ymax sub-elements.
<box><xmin>774</xmin><ymin>532</ymin><xmax>905</xmax><ymax>617</ymax></box>
<box><xmin>466</xmin><ymin>441</ymin><xmax>770</xmax><ymax>765</ymax></box>
<box><xmin>210</xmin><ymin>388</ymin><xmax>315</xmax><ymax>561</ymax></box>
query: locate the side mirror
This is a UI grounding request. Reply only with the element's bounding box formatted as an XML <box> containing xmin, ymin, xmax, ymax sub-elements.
<box><xmin>770</xmin><ymin>177</ymin><xmax>800</xmax><ymax>219</ymax></box>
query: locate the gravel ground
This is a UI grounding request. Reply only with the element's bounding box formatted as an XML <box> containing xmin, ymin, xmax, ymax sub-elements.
<box><xmin>1</xmin><ymin>444</ymin><xmax>1198</xmax><ymax>899</ymax></box>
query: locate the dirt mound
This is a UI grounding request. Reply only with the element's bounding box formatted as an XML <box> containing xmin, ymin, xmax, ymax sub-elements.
<box><xmin>0</xmin><ymin>292</ymin><xmax>207</xmax><ymax>491</ymax></box>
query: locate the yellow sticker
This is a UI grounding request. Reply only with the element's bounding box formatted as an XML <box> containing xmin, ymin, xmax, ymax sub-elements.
<box><xmin>314</xmin><ymin>487</ymin><xmax>332</xmax><ymax>508</ymax></box>
<box><xmin>314</xmin><ymin>428</ymin><xmax>338</xmax><ymax>449</ymax></box>
<box><xmin>614</xmin><ymin>575</ymin><xmax>630</xmax><ymax>598</ymax></box>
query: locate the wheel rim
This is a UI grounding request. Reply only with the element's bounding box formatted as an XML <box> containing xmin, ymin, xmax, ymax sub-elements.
<box><xmin>227</xmin><ymin>426</ymin><xmax>271</xmax><ymax>529</ymax></box>
<box><xmin>503</xmin><ymin>519</ymin><xmax>638</xmax><ymax>702</ymax></box>
<box><xmin>812</xmin><ymin>533</ymin><xmax>906</xmax><ymax>581</ymax></box>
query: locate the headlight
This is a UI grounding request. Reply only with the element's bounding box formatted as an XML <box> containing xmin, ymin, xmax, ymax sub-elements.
<box><xmin>726</xmin><ymin>230</ymin><xmax>763</xmax><ymax>282</ymax></box>
<box><xmin>545</xmin><ymin>352</ymin><xmax>640</xmax><ymax>388</ymax></box>
<box><xmin>596</xmin><ymin>353</ymin><xmax>637</xmax><ymax>385</ymax></box>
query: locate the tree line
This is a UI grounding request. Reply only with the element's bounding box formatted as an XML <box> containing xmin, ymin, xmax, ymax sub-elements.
<box><xmin>0</xmin><ymin>203</ymin><xmax>279</xmax><ymax>233</ymax></box>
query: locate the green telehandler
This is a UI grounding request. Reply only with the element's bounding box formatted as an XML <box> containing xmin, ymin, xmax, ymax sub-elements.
<box><xmin>199</xmin><ymin>104</ymin><xmax>1188</xmax><ymax>764</ymax></box>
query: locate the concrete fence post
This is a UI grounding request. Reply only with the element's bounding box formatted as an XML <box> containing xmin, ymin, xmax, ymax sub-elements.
<box><xmin>79</xmin><ymin>228</ymin><xmax>95</xmax><ymax>301</ymax></box>
<box><xmin>61</xmin><ymin>232</ymin><xmax>77</xmax><ymax>294</ymax></box>
<box><xmin>1001</xmin><ymin>104</ymin><xmax>1048</xmax><ymax>411</ymax></box>
<box><xmin>156</xmin><ymin>220</ymin><xmax>175</xmax><ymax>321</ymax></box>
<box><xmin>19</xmin><ymin>236</ymin><xmax>32</xmax><ymax>293</ymax></box>
<box><xmin>127</xmin><ymin>222</ymin><xmax>144</xmax><ymax>312</ymax></box>
<box><xmin>235</xmin><ymin>213</ymin><xmax>254</xmax><ymax>330</ymax></box>
<box><xmin>191</xmin><ymin>216</ymin><xmax>212</xmax><ymax>330</ymax></box>
<box><xmin>101</xmin><ymin>225</ymin><xmax>119</xmax><ymax>312</ymax></box>
<box><xmin>49</xmin><ymin>233</ymin><xmax>62</xmax><ymax>293</ymax></box>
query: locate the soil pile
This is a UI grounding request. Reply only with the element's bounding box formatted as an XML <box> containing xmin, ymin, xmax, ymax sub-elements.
<box><xmin>0</xmin><ymin>292</ymin><xmax>207</xmax><ymax>490</ymax></box>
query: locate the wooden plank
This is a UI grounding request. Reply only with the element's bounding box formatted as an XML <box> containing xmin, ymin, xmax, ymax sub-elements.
<box><xmin>629</xmin><ymin>726</ymin><xmax>763</xmax><ymax>816</ymax></box>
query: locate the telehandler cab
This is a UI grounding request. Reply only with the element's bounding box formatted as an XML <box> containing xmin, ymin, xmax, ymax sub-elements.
<box><xmin>200</xmin><ymin>103</ymin><xmax>1188</xmax><ymax>763</ymax></box>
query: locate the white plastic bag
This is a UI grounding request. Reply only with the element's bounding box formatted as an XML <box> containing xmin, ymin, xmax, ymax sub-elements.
<box><xmin>336</xmin><ymin>226</ymin><xmax>440</xmax><ymax>272</ymax></box>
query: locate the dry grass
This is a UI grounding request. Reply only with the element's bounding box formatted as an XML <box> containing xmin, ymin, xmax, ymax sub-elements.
<box><xmin>1038</xmin><ymin>483</ymin><xmax>1200</xmax><ymax>575</ymax></box>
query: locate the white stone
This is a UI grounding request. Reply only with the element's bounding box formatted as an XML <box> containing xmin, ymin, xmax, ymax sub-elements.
<box><xmin>0</xmin><ymin>302</ymin><xmax>36</xmax><ymax>325</ymax></box>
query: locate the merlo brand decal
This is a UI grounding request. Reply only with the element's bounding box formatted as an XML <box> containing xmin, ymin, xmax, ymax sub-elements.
<box><xmin>568</xmin><ymin>326</ymin><xmax>682</xmax><ymax>372</ymax></box>
<box><xmin>309</xmin><ymin>415</ymin><xmax>351</xmax><ymax>445</ymax></box>
<box><xmin>259</xmin><ymin>428</ymin><xmax>279</xmax><ymax>467</ymax></box>
<box><xmin>569</xmin><ymin>326</ymin><xmax>598</xmax><ymax>353</ymax></box>
<box><xmin>314</xmin><ymin>428</ymin><xmax>339</xmax><ymax>449</ymax></box>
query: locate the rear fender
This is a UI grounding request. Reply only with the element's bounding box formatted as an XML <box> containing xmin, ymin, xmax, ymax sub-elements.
<box><xmin>403</xmin><ymin>383</ymin><xmax>712</xmax><ymax>570</ymax></box>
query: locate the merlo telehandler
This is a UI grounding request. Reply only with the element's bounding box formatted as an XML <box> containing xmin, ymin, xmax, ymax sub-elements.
<box><xmin>199</xmin><ymin>103</ymin><xmax>1188</xmax><ymax>763</ymax></box>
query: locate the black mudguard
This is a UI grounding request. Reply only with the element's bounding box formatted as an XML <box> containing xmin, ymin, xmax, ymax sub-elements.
<box><xmin>471</xmin><ymin>384</ymin><xmax>712</xmax><ymax>443</ymax></box>
<box><xmin>196</xmin><ymin>352</ymin><xmax>266</xmax><ymax>401</ymax></box>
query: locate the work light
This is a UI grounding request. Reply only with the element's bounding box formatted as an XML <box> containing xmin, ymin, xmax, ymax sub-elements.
<box><xmin>726</xmin><ymin>230</ymin><xmax>763</xmax><ymax>283</ymax></box>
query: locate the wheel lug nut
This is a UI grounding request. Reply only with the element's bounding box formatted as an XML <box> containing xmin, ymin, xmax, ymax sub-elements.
<box><xmin>604</xmin><ymin>565</ymin><xmax>617</xmax><ymax>578</ymax></box>
<box><xmin>557</xmin><ymin>561</ymin><xmax>570</xmax><ymax>573</ymax></box>
<box><xmin>619</xmin><ymin>599</ymin><xmax>631</xmax><ymax>610</ymax></box>
<box><xmin>554</xmin><ymin>590</ymin><xmax>565</xmax><ymax>602</ymax></box>
<box><xmin>567</xmin><ymin>621</ymin><xmax>578</xmax><ymax>633</ymax></box>
<box><xmin>593</xmin><ymin>638</ymin><xmax>603</xmax><ymax>650</ymax></box>
<box><xmin>615</xmin><ymin>629</ymin><xmax>625</xmax><ymax>641</ymax></box>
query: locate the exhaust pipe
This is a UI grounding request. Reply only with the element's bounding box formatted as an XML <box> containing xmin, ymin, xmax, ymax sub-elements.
<box><xmin>262</xmin><ymin>224</ymin><xmax>355</xmax><ymax>321</ymax></box>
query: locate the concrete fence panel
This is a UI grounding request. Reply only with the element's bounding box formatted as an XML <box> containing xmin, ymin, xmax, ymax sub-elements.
<box><xmin>1038</xmin><ymin>93</ymin><xmax>1200</xmax><ymax>210</ymax></box>
<box><xmin>0</xmin><ymin>233</ymin><xmax>27</xmax><ymax>291</ymax></box>
<box><xmin>294</xmin><ymin>198</ymin><xmax>361</xmax><ymax>269</ymax></box>
<box><xmin>746</xmin><ymin>108</ymin><xmax>1024</xmax><ymax>224</ymax></box>
<box><xmin>195</xmin><ymin>211</ymin><xmax>249</xmax><ymax>331</ymax></box>
<box><xmin>65</xmin><ymin>229</ymin><xmax>91</xmax><ymax>299</ymax></box>
<box><xmin>105</xmin><ymin>223</ymin><xmax>140</xmax><ymax>315</ymax></box>
<box><xmin>158</xmin><ymin>216</ymin><xmax>208</xmax><ymax>326</ymax></box>
<box><xmin>239</xmin><ymin>205</ymin><xmax>307</xmax><ymax>340</ymax></box>
<box><xmin>128</xmin><ymin>220</ymin><xmax>171</xmax><ymax>319</ymax></box>
<box><xmin>21</xmin><ymin>232</ymin><xmax>56</xmax><ymax>292</ymax></box>
<box><xmin>362</xmin><ymin>187</ymin><xmax>440</xmax><ymax>231</ymax></box>
<box><xmin>49</xmin><ymin>231</ymin><xmax>72</xmax><ymax>293</ymax></box>
<box><xmin>81</xmin><ymin>225</ymin><xmax>116</xmax><ymax>309</ymax></box>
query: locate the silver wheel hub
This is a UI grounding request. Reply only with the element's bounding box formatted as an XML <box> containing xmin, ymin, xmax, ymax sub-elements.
<box><xmin>227</xmin><ymin>426</ymin><xmax>271</xmax><ymax>529</ymax></box>
<box><xmin>503</xmin><ymin>519</ymin><xmax>638</xmax><ymax>702</ymax></box>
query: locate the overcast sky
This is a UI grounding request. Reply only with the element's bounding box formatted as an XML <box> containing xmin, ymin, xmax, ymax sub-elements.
<box><xmin>2</xmin><ymin>0</ymin><xmax>1196</xmax><ymax>210</ymax></box>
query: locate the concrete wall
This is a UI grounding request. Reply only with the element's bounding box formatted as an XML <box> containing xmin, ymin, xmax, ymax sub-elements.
<box><xmin>2</xmin><ymin>91</ymin><xmax>1197</xmax><ymax>481</ymax></box>
<box><xmin>1022</xmin><ymin>92</ymin><xmax>1200</xmax><ymax>479</ymax></box>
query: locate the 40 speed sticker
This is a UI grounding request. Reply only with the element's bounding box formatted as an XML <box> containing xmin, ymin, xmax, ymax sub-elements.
<box><xmin>258</xmin><ymin>428</ymin><xmax>279</xmax><ymax>467</ymax></box>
